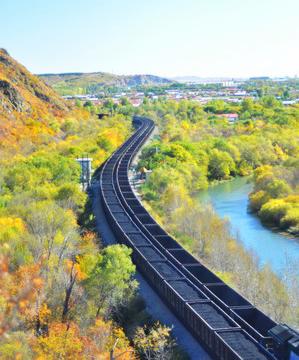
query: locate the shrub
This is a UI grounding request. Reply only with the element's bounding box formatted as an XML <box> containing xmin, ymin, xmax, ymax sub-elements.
<box><xmin>259</xmin><ymin>199</ymin><xmax>291</xmax><ymax>226</ymax></box>
<box><xmin>280</xmin><ymin>207</ymin><xmax>299</xmax><ymax>230</ymax></box>
<box><xmin>249</xmin><ymin>190</ymin><xmax>270</xmax><ymax>212</ymax></box>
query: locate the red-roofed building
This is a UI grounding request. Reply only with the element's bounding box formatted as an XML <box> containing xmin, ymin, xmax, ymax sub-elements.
<box><xmin>216</xmin><ymin>113</ymin><xmax>239</xmax><ymax>123</ymax></box>
<box><xmin>130</xmin><ymin>98</ymin><xmax>142</xmax><ymax>107</ymax></box>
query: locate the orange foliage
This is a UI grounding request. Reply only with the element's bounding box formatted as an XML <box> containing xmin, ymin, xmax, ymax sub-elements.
<box><xmin>84</xmin><ymin>318</ymin><xmax>136</xmax><ymax>360</ymax></box>
<box><xmin>31</xmin><ymin>322</ymin><xmax>84</xmax><ymax>360</ymax></box>
<box><xmin>31</xmin><ymin>319</ymin><xmax>135</xmax><ymax>360</ymax></box>
<box><xmin>0</xmin><ymin>255</ymin><xmax>43</xmax><ymax>336</ymax></box>
<box><xmin>65</xmin><ymin>258</ymin><xmax>87</xmax><ymax>282</ymax></box>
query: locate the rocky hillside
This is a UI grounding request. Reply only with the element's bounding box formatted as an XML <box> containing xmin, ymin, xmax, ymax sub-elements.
<box><xmin>0</xmin><ymin>48</ymin><xmax>68</xmax><ymax>118</ymax></box>
<box><xmin>39</xmin><ymin>72</ymin><xmax>173</xmax><ymax>95</ymax></box>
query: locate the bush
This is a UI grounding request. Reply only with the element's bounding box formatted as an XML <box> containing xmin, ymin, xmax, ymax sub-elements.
<box><xmin>280</xmin><ymin>207</ymin><xmax>299</xmax><ymax>230</ymax></box>
<box><xmin>259</xmin><ymin>199</ymin><xmax>291</xmax><ymax>226</ymax></box>
<box><xmin>264</xmin><ymin>179</ymin><xmax>292</xmax><ymax>199</ymax></box>
<box><xmin>249</xmin><ymin>190</ymin><xmax>270</xmax><ymax>212</ymax></box>
<box><xmin>208</xmin><ymin>149</ymin><xmax>236</xmax><ymax>180</ymax></box>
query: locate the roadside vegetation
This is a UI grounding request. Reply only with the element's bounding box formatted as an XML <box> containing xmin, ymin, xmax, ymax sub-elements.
<box><xmin>131</xmin><ymin>97</ymin><xmax>299</xmax><ymax>328</ymax></box>
<box><xmin>0</xmin><ymin>104</ymin><xmax>185</xmax><ymax>358</ymax></box>
<box><xmin>0</xmin><ymin>108</ymin><xmax>134</xmax><ymax>358</ymax></box>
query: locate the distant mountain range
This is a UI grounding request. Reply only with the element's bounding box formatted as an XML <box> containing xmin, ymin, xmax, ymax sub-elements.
<box><xmin>39</xmin><ymin>72</ymin><xmax>173</xmax><ymax>95</ymax></box>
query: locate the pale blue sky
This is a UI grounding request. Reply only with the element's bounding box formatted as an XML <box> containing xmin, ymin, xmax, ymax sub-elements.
<box><xmin>1</xmin><ymin>0</ymin><xmax>298</xmax><ymax>77</ymax></box>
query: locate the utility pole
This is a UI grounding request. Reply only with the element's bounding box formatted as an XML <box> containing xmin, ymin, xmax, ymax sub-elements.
<box><xmin>76</xmin><ymin>155</ymin><xmax>93</xmax><ymax>191</ymax></box>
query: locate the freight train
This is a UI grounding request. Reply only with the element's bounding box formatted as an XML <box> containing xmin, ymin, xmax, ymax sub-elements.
<box><xmin>98</xmin><ymin>116</ymin><xmax>299</xmax><ymax>360</ymax></box>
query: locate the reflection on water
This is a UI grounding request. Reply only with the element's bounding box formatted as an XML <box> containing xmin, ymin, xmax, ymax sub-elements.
<box><xmin>197</xmin><ymin>177</ymin><xmax>299</xmax><ymax>275</ymax></box>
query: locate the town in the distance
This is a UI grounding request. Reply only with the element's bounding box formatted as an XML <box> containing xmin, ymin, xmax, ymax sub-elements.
<box><xmin>40</xmin><ymin>72</ymin><xmax>299</xmax><ymax>124</ymax></box>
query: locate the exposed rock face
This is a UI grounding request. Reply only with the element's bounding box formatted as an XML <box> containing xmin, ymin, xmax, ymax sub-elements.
<box><xmin>0</xmin><ymin>48</ymin><xmax>69</xmax><ymax>118</ymax></box>
<box><xmin>0</xmin><ymin>48</ymin><xmax>10</xmax><ymax>56</ymax></box>
<box><xmin>0</xmin><ymin>55</ymin><xmax>11</xmax><ymax>67</ymax></box>
<box><xmin>126</xmin><ymin>74</ymin><xmax>172</xmax><ymax>86</ymax></box>
<box><xmin>0</xmin><ymin>80</ymin><xmax>27</xmax><ymax>112</ymax></box>
<box><xmin>34</xmin><ymin>90</ymin><xmax>51</xmax><ymax>103</ymax></box>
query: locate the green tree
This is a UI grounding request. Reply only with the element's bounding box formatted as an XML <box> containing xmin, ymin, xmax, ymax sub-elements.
<box><xmin>85</xmin><ymin>245</ymin><xmax>137</xmax><ymax>318</ymax></box>
<box><xmin>208</xmin><ymin>149</ymin><xmax>236</xmax><ymax>180</ymax></box>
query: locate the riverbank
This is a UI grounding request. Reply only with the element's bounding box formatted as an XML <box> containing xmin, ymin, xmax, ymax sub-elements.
<box><xmin>207</xmin><ymin>174</ymin><xmax>252</xmax><ymax>188</ymax></box>
<box><xmin>248</xmin><ymin>165</ymin><xmax>299</xmax><ymax>237</ymax></box>
<box><xmin>197</xmin><ymin>176</ymin><xmax>299</xmax><ymax>274</ymax></box>
<box><xmin>208</xmin><ymin>175</ymin><xmax>299</xmax><ymax>238</ymax></box>
<box><xmin>139</xmin><ymin>173</ymin><xmax>299</xmax><ymax>327</ymax></box>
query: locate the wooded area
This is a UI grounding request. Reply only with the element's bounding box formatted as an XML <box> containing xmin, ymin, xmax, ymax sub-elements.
<box><xmin>132</xmin><ymin>98</ymin><xmax>299</xmax><ymax>328</ymax></box>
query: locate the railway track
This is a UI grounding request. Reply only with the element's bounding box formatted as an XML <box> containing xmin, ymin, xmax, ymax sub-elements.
<box><xmin>98</xmin><ymin>116</ymin><xmax>298</xmax><ymax>360</ymax></box>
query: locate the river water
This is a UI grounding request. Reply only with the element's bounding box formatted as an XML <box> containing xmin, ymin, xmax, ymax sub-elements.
<box><xmin>198</xmin><ymin>176</ymin><xmax>299</xmax><ymax>275</ymax></box>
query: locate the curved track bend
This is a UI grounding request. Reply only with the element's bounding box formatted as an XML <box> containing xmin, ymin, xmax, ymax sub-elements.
<box><xmin>98</xmin><ymin>116</ymin><xmax>295</xmax><ymax>360</ymax></box>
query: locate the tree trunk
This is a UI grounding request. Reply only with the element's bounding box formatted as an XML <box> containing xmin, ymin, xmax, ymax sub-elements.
<box><xmin>62</xmin><ymin>273</ymin><xmax>76</xmax><ymax>322</ymax></box>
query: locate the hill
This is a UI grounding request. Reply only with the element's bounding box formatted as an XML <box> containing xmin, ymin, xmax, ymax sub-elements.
<box><xmin>0</xmin><ymin>48</ymin><xmax>68</xmax><ymax>118</ymax></box>
<box><xmin>39</xmin><ymin>72</ymin><xmax>173</xmax><ymax>95</ymax></box>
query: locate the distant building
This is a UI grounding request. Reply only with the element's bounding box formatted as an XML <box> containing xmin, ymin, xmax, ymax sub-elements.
<box><xmin>130</xmin><ymin>98</ymin><xmax>142</xmax><ymax>107</ymax></box>
<box><xmin>222</xmin><ymin>81</ymin><xmax>235</xmax><ymax>87</ymax></box>
<box><xmin>234</xmin><ymin>91</ymin><xmax>247</xmax><ymax>96</ymax></box>
<box><xmin>282</xmin><ymin>100</ymin><xmax>297</xmax><ymax>105</ymax></box>
<box><xmin>216</xmin><ymin>113</ymin><xmax>239</xmax><ymax>123</ymax></box>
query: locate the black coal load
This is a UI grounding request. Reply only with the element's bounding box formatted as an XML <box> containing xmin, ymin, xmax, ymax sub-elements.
<box><xmin>137</xmin><ymin>246</ymin><xmax>165</xmax><ymax>262</ymax></box>
<box><xmin>152</xmin><ymin>261</ymin><xmax>183</xmax><ymax>280</ymax></box>
<box><xmin>190</xmin><ymin>302</ymin><xmax>233</xmax><ymax>329</ymax></box>
<box><xmin>218</xmin><ymin>330</ymin><xmax>272</xmax><ymax>360</ymax></box>
<box><xmin>168</xmin><ymin>280</ymin><xmax>206</xmax><ymax>301</ymax></box>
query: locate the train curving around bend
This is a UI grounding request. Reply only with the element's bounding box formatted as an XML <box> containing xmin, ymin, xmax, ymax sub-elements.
<box><xmin>98</xmin><ymin>116</ymin><xmax>299</xmax><ymax>360</ymax></box>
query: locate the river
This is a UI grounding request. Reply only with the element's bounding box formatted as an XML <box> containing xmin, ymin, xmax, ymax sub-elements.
<box><xmin>198</xmin><ymin>176</ymin><xmax>299</xmax><ymax>275</ymax></box>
